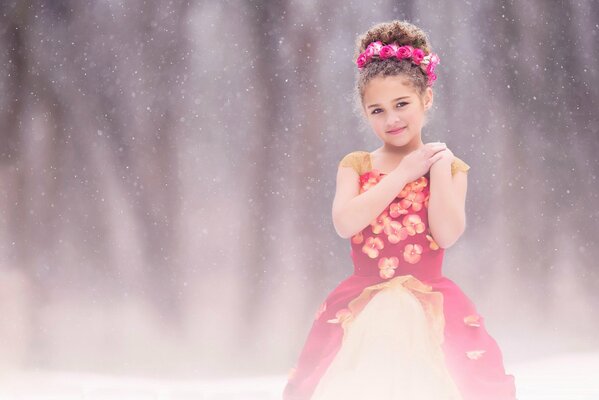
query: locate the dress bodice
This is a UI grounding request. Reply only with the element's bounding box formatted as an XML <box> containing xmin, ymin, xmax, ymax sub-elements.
<box><xmin>338</xmin><ymin>151</ymin><xmax>471</xmax><ymax>282</ymax></box>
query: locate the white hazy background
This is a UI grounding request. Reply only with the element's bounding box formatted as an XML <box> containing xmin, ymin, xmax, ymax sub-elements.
<box><xmin>0</xmin><ymin>0</ymin><xmax>598</xmax><ymax>397</ymax></box>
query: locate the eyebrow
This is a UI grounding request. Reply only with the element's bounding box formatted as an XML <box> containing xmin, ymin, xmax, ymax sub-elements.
<box><xmin>367</xmin><ymin>96</ymin><xmax>410</xmax><ymax>109</ymax></box>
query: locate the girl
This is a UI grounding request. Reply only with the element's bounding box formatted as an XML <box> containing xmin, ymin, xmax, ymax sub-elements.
<box><xmin>283</xmin><ymin>20</ymin><xmax>517</xmax><ymax>400</ymax></box>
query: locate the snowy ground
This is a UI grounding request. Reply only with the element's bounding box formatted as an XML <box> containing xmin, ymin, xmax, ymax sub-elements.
<box><xmin>0</xmin><ymin>351</ymin><xmax>597</xmax><ymax>400</ymax></box>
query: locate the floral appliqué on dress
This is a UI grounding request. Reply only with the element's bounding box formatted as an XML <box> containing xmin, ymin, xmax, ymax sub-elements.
<box><xmin>352</xmin><ymin>170</ymin><xmax>440</xmax><ymax>279</ymax></box>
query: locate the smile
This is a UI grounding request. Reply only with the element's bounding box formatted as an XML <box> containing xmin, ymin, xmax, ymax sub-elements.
<box><xmin>387</xmin><ymin>126</ymin><xmax>406</xmax><ymax>135</ymax></box>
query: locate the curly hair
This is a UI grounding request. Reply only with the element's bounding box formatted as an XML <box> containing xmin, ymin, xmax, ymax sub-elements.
<box><xmin>352</xmin><ymin>20</ymin><xmax>434</xmax><ymax>117</ymax></box>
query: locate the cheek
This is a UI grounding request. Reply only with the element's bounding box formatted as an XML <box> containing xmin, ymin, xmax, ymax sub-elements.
<box><xmin>367</xmin><ymin>116</ymin><xmax>382</xmax><ymax>129</ymax></box>
<box><xmin>368</xmin><ymin>114</ymin><xmax>395</xmax><ymax>134</ymax></box>
<box><xmin>374</xmin><ymin>119</ymin><xmax>386</xmax><ymax>133</ymax></box>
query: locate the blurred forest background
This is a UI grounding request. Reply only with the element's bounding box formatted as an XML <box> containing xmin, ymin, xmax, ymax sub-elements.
<box><xmin>0</xmin><ymin>0</ymin><xmax>597</xmax><ymax>381</ymax></box>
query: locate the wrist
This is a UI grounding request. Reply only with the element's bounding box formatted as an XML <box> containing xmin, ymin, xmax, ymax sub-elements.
<box><xmin>388</xmin><ymin>169</ymin><xmax>409</xmax><ymax>187</ymax></box>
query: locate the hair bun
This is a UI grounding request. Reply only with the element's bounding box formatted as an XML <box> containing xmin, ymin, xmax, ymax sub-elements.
<box><xmin>354</xmin><ymin>20</ymin><xmax>431</xmax><ymax>60</ymax></box>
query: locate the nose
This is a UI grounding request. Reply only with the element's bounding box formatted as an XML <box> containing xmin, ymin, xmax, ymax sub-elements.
<box><xmin>387</xmin><ymin>113</ymin><xmax>402</xmax><ymax>127</ymax></box>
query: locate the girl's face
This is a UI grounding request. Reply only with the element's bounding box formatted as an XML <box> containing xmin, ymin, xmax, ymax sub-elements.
<box><xmin>361</xmin><ymin>75</ymin><xmax>433</xmax><ymax>150</ymax></box>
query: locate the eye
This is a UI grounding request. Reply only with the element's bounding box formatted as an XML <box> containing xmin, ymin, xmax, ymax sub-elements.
<box><xmin>371</xmin><ymin>102</ymin><xmax>408</xmax><ymax>115</ymax></box>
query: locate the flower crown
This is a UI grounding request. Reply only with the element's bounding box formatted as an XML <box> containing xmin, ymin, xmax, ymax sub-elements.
<box><xmin>356</xmin><ymin>40</ymin><xmax>440</xmax><ymax>87</ymax></box>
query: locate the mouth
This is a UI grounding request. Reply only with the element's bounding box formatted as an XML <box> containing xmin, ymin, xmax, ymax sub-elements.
<box><xmin>387</xmin><ymin>126</ymin><xmax>407</xmax><ymax>135</ymax></box>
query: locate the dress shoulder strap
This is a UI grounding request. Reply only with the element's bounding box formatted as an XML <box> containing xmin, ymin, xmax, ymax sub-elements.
<box><xmin>451</xmin><ymin>156</ymin><xmax>471</xmax><ymax>175</ymax></box>
<box><xmin>338</xmin><ymin>151</ymin><xmax>372</xmax><ymax>176</ymax></box>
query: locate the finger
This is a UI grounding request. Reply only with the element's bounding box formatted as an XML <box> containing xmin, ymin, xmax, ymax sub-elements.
<box><xmin>426</xmin><ymin>146</ymin><xmax>447</xmax><ymax>157</ymax></box>
<box><xmin>425</xmin><ymin>143</ymin><xmax>447</xmax><ymax>151</ymax></box>
<box><xmin>429</xmin><ymin>151</ymin><xmax>445</xmax><ymax>163</ymax></box>
<box><xmin>424</xmin><ymin>143</ymin><xmax>447</xmax><ymax>157</ymax></box>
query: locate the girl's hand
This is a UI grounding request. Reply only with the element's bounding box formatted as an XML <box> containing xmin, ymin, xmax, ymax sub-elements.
<box><xmin>430</xmin><ymin>145</ymin><xmax>455</xmax><ymax>170</ymax></box>
<box><xmin>392</xmin><ymin>142</ymin><xmax>447</xmax><ymax>182</ymax></box>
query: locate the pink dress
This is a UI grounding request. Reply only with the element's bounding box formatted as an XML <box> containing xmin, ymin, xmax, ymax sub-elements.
<box><xmin>283</xmin><ymin>151</ymin><xmax>516</xmax><ymax>400</ymax></box>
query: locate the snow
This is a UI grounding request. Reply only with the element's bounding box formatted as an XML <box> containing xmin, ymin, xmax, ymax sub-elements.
<box><xmin>0</xmin><ymin>351</ymin><xmax>597</xmax><ymax>399</ymax></box>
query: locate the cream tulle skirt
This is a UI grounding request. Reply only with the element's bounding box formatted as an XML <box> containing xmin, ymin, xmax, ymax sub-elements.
<box><xmin>310</xmin><ymin>281</ymin><xmax>463</xmax><ymax>400</ymax></box>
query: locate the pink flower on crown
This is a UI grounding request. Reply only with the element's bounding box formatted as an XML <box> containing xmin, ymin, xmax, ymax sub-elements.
<box><xmin>421</xmin><ymin>53</ymin><xmax>440</xmax><ymax>74</ymax></box>
<box><xmin>379</xmin><ymin>44</ymin><xmax>395</xmax><ymax>59</ymax></box>
<box><xmin>356</xmin><ymin>53</ymin><xmax>369</xmax><ymax>68</ymax></box>
<box><xmin>428</xmin><ymin>72</ymin><xmax>437</xmax><ymax>86</ymax></box>
<box><xmin>380</xmin><ymin>43</ymin><xmax>400</xmax><ymax>59</ymax></box>
<box><xmin>411</xmin><ymin>48</ymin><xmax>425</xmax><ymax>65</ymax></box>
<box><xmin>396</xmin><ymin>45</ymin><xmax>414</xmax><ymax>59</ymax></box>
<box><xmin>427</xmin><ymin>62</ymin><xmax>437</xmax><ymax>75</ymax></box>
<box><xmin>364</xmin><ymin>40</ymin><xmax>383</xmax><ymax>57</ymax></box>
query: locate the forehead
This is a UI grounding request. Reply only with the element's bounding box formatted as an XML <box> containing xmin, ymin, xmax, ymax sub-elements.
<box><xmin>363</xmin><ymin>75</ymin><xmax>417</xmax><ymax>105</ymax></box>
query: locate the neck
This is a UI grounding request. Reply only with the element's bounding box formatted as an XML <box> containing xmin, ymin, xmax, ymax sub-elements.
<box><xmin>380</xmin><ymin>136</ymin><xmax>424</xmax><ymax>157</ymax></box>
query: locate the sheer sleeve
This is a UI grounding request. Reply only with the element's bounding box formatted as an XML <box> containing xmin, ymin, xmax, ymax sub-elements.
<box><xmin>451</xmin><ymin>156</ymin><xmax>471</xmax><ymax>176</ymax></box>
<box><xmin>338</xmin><ymin>151</ymin><xmax>370</xmax><ymax>176</ymax></box>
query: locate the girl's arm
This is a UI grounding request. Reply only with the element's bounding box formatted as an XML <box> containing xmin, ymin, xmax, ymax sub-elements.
<box><xmin>332</xmin><ymin>167</ymin><xmax>410</xmax><ymax>239</ymax></box>
<box><xmin>427</xmin><ymin>158</ymin><xmax>468</xmax><ymax>248</ymax></box>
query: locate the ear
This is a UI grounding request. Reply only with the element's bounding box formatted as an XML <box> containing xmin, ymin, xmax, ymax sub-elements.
<box><xmin>423</xmin><ymin>87</ymin><xmax>433</xmax><ymax>110</ymax></box>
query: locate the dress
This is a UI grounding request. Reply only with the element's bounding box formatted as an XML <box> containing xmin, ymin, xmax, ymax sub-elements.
<box><xmin>283</xmin><ymin>151</ymin><xmax>517</xmax><ymax>400</ymax></box>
